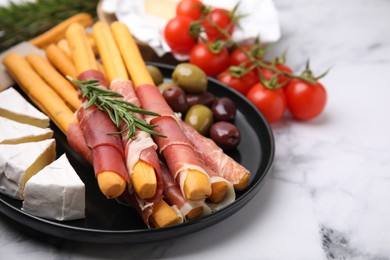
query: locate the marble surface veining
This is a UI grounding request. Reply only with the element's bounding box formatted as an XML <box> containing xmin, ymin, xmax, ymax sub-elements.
<box><xmin>1</xmin><ymin>0</ymin><xmax>390</xmax><ymax>259</ymax></box>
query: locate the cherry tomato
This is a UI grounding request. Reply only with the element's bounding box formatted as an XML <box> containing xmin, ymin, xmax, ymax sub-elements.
<box><xmin>285</xmin><ymin>79</ymin><xmax>327</xmax><ymax>120</ymax></box>
<box><xmin>230</xmin><ymin>45</ymin><xmax>264</xmax><ymax>68</ymax></box>
<box><xmin>217</xmin><ymin>69</ymin><xmax>258</xmax><ymax>95</ymax></box>
<box><xmin>189</xmin><ymin>42</ymin><xmax>230</xmax><ymax>77</ymax></box>
<box><xmin>246</xmin><ymin>83</ymin><xmax>287</xmax><ymax>123</ymax></box>
<box><xmin>164</xmin><ymin>16</ymin><xmax>197</xmax><ymax>55</ymax></box>
<box><xmin>202</xmin><ymin>8</ymin><xmax>235</xmax><ymax>41</ymax></box>
<box><xmin>176</xmin><ymin>0</ymin><xmax>204</xmax><ymax>20</ymax></box>
<box><xmin>260</xmin><ymin>64</ymin><xmax>293</xmax><ymax>89</ymax></box>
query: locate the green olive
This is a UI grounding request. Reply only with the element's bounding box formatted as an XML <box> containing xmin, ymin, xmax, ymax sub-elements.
<box><xmin>147</xmin><ymin>65</ymin><xmax>164</xmax><ymax>86</ymax></box>
<box><xmin>185</xmin><ymin>104</ymin><xmax>214</xmax><ymax>135</ymax></box>
<box><xmin>157</xmin><ymin>81</ymin><xmax>177</xmax><ymax>93</ymax></box>
<box><xmin>172</xmin><ymin>63</ymin><xmax>207</xmax><ymax>94</ymax></box>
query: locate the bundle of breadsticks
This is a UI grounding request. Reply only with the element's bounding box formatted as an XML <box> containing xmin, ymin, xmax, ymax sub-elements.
<box><xmin>1</xmin><ymin>15</ymin><xmax>250</xmax><ymax>229</ymax></box>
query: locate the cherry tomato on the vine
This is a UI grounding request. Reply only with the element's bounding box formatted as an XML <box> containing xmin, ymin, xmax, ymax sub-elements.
<box><xmin>176</xmin><ymin>0</ymin><xmax>205</xmax><ymax>21</ymax></box>
<box><xmin>217</xmin><ymin>69</ymin><xmax>258</xmax><ymax>95</ymax></box>
<box><xmin>164</xmin><ymin>16</ymin><xmax>197</xmax><ymax>55</ymax></box>
<box><xmin>229</xmin><ymin>45</ymin><xmax>264</xmax><ymax>68</ymax></box>
<box><xmin>202</xmin><ymin>8</ymin><xmax>236</xmax><ymax>41</ymax></box>
<box><xmin>246</xmin><ymin>83</ymin><xmax>287</xmax><ymax>123</ymax></box>
<box><xmin>260</xmin><ymin>64</ymin><xmax>293</xmax><ymax>89</ymax></box>
<box><xmin>285</xmin><ymin>79</ymin><xmax>327</xmax><ymax>120</ymax></box>
<box><xmin>189</xmin><ymin>42</ymin><xmax>230</xmax><ymax>77</ymax></box>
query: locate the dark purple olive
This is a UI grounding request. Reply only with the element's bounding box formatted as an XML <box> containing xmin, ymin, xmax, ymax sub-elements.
<box><xmin>186</xmin><ymin>91</ymin><xmax>216</xmax><ymax>108</ymax></box>
<box><xmin>162</xmin><ymin>86</ymin><xmax>189</xmax><ymax>114</ymax></box>
<box><xmin>212</xmin><ymin>97</ymin><xmax>237</xmax><ymax>122</ymax></box>
<box><xmin>210</xmin><ymin>121</ymin><xmax>240</xmax><ymax>150</ymax></box>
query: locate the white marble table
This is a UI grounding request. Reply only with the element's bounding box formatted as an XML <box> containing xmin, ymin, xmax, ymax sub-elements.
<box><xmin>1</xmin><ymin>0</ymin><xmax>390</xmax><ymax>259</ymax></box>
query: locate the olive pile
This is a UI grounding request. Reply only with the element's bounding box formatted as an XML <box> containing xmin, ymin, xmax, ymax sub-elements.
<box><xmin>147</xmin><ymin>63</ymin><xmax>241</xmax><ymax>150</ymax></box>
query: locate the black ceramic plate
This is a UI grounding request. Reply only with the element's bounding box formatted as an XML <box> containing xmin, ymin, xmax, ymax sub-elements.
<box><xmin>0</xmin><ymin>62</ymin><xmax>275</xmax><ymax>244</ymax></box>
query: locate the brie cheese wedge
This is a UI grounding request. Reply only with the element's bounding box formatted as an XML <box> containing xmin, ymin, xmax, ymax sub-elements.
<box><xmin>0</xmin><ymin>116</ymin><xmax>53</xmax><ymax>144</ymax></box>
<box><xmin>22</xmin><ymin>154</ymin><xmax>85</xmax><ymax>221</ymax></box>
<box><xmin>0</xmin><ymin>139</ymin><xmax>56</xmax><ymax>199</ymax></box>
<box><xmin>0</xmin><ymin>87</ymin><xmax>50</xmax><ymax>128</ymax></box>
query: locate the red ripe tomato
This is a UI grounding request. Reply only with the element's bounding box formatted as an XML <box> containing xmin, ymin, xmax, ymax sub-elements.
<box><xmin>230</xmin><ymin>45</ymin><xmax>264</xmax><ymax>68</ymax></box>
<box><xmin>230</xmin><ymin>47</ymin><xmax>251</xmax><ymax>67</ymax></box>
<box><xmin>260</xmin><ymin>64</ymin><xmax>293</xmax><ymax>88</ymax></box>
<box><xmin>176</xmin><ymin>0</ymin><xmax>204</xmax><ymax>20</ymax></box>
<box><xmin>246</xmin><ymin>83</ymin><xmax>287</xmax><ymax>123</ymax></box>
<box><xmin>202</xmin><ymin>8</ymin><xmax>235</xmax><ymax>41</ymax></box>
<box><xmin>164</xmin><ymin>16</ymin><xmax>197</xmax><ymax>55</ymax></box>
<box><xmin>189</xmin><ymin>42</ymin><xmax>230</xmax><ymax>77</ymax></box>
<box><xmin>285</xmin><ymin>79</ymin><xmax>327</xmax><ymax>120</ymax></box>
<box><xmin>217</xmin><ymin>69</ymin><xmax>258</xmax><ymax>95</ymax></box>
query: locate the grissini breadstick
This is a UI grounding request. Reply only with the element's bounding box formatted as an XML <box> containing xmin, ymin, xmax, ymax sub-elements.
<box><xmin>65</xmin><ymin>22</ymin><xmax>99</xmax><ymax>75</ymax></box>
<box><xmin>56</xmin><ymin>39</ymin><xmax>73</xmax><ymax>58</ymax></box>
<box><xmin>29</xmin><ymin>13</ymin><xmax>93</xmax><ymax>49</ymax></box>
<box><xmin>92</xmin><ymin>21</ymin><xmax>129</xmax><ymax>83</ymax></box>
<box><xmin>110</xmin><ymin>22</ymin><xmax>154</xmax><ymax>86</ymax></box>
<box><xmin>149</xmin><ymin>199</ymin><xmax>182</xmax><ymax>228</ymax></box>
<box><xmin>45</xmin><ymin>43</ymin><xmax>78</xmax><ymax>79</ymax></box>
<box><xmin>26</xmin><ymin>54</ymin><xmax>80</xmax><ymax>111</ymax></box>
<box><xmin>2</xmin><ymin>52</ymin><xmax>73</xmax><ymax>135</ymax></box>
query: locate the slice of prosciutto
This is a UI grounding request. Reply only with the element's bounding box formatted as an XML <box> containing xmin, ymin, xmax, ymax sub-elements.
<box><xmin>109</xmin><ymin>79</ymin><xmax>163</xmax><ymax>208</ymax></box>
<box><xmin>179</xmin><ymin>119</ymin><xmax>250</xmax><ymax>190</ymax></box>
<box><xmin>76</xmin><ymin>103</ymin><xmax>129</xmax><ymax>183</ymax></box>
<box><xmin>135</xmin><ymin>84</ymin><xmax>210</xmax><ymax>199</ymax></box>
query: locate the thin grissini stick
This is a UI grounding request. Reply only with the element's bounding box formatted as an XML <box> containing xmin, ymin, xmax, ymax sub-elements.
<box><xmin>92</xmin><ymin>21</ymin><xmax>129</xmax><ymax>83</ymax></box>
<box><xmin>179</xmin><ymin>120</ymin><xmax>250</xmax><ymax>191</ymax></box>
<box><xmin>57</xmin><ymin>39</ymin><xmax>73</xmax><ymax>59</ymax></box>
<box><xmin>111</xmin><ymin>21</ymin><xmax>212</xmax><ymax>201</ymax></box>
<box><xmin>29</xmin><ymin>13</ymin><xmax>93</xmax><ymax>49</ymax></box>
<box><xmin>149</xmin><ymin>199</ymin><xmax>182</xmax><ymax>228</ymax></box>
<box><xmin>65</xmin><ymin>22</ymin><xmax>99</xmax><ymax>75</ymax></box>
<box><xmin>109</xmin><ymin>79</ymin><xmax>160</xmax><ymax>200</ymax></box>
<box><xmin>160</xmin><ymin>161</ymin><xmax>211</xmax><ymax>220</ymax></box>
<box><xmin>26</xmin><ymin>54</ymin><xmax>80</xmax><ymax>111</ymax></box>
<box><xmin>86</xmin><ymin>32</ymin><xmax>98</xmax><ymax>56</ymax></box>
<box><xmin>117</xmin><ymin>185</ymin><xmax>183</xmax><ymax>228</ymax></box>
<box><xmin>2</xmin><ymin>52</ymin><xmax>73</xmax><ymax>135</ymax></box>
<box><xmin>110</xmin><ymin>22</ymin><xmax>154</xmax><ymax>86</ymax></box>
<box><xmin>202</xmin><ymin>165</ymin><xmax>235</xmax><ymax>210</ymax></box>
<box><xmin>46</xmin><ymin>43</ymin><xmax>78</xmax><ymax>79</ymax></box>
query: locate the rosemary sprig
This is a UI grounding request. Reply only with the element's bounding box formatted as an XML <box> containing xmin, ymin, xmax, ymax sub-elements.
<box><xmin>0</xmin><ymin>0</ymin><xmax>98</xmax><ymax>52</ymax></box>
<box><xmin>68</xmin><ymin>77</ymin><xmax>166</xmax><ymax>140</ymax></box>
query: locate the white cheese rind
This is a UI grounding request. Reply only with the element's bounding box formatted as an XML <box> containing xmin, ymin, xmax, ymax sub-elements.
<box><xmin>0</xmin><ymin>139</ymin><xmax>56</xmax><ymax>199</ymax></box>
<box><xmin>0</xmin><ymin>87</ymin><xmax>49</xmax><ymax>128</ymax></box>
<box><xmin>22</xmin><ymin>154</ymin><xmax>85</xmax><ymax>221</ymax></box>
<box><xmin>0</xmin><ymin>116</ymin><xmax>53</xmax><ymax>144</ymax></box>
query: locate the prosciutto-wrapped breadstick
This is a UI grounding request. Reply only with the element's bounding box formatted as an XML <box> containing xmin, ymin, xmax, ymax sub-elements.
<box><xmin>75</xmin><ymin>103</ymin><xmax>129</xmax><ymax>198</ymax></box>
<box><xmin>179</xmin><ymin>120</ymin><xmax>250</xmax><ymax>191</ymax></box>
<box><xmin>109</xmin><ymin>79</ymin><xmax>163</xmax><ymax>202</ymax></box>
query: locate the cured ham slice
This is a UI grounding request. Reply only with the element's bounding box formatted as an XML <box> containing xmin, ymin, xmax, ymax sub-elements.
<box><xmin>179</xmin><ymin>119</ymin><xmax>250</xmax><ymax>191</ymax></box>
<box><xmin>135</xmin><ymin>83</ymin><xmax>211</xmax><ymax>201</ymax></box>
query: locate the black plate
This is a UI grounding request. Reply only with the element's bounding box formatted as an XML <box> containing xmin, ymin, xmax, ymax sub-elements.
<box><xmin>0</xmin><ymin>62</ymin><xmax>275</xmax><ymax>244</ymax></box>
